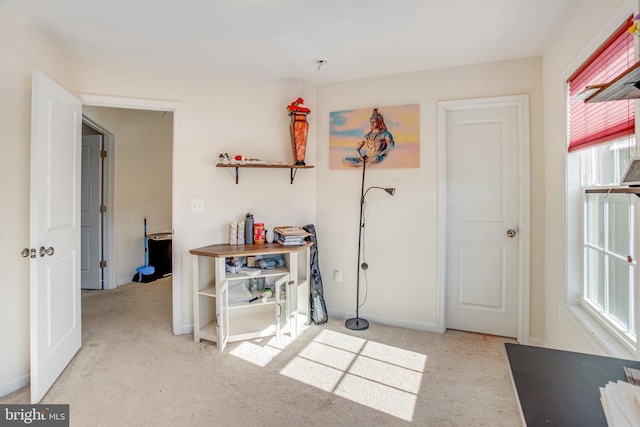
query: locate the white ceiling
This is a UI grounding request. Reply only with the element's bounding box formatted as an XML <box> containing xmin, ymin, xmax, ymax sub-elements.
<box><xmin>1</xmin><ymin>0</ymin><xmax>579</xmax><ymax>84</ymax></box>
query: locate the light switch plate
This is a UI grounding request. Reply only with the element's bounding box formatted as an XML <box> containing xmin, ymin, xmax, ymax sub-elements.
<box><xmin>191</xmin><ymin>198</ymin><xmax>205</xmax><ymax>213</ymax></box>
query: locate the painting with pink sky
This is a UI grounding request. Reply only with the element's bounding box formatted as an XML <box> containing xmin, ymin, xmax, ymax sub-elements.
<box><xmin>330</xmin><ymin>104</ymin><xmax>420</xmax><ymax>169</ymax></box>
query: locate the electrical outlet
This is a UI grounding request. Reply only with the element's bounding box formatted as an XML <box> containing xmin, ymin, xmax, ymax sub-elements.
<box><xmin>191</xmin><ymin>198</ymin><xmax>205</xmax><ymax>213</ymax></box>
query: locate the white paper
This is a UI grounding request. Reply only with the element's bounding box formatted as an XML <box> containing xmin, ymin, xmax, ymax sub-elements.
<box><xmin>601</xmin><ymin>381</ymin><xmax>640</xmax><ymax>427</ymax></box>
<box><xmin>228</xmin><ymin>281</ymin><xmax>252</xmax><ymax>303</ymax></box>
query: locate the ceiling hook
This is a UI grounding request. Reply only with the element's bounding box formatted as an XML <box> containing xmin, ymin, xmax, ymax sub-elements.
<box><xmin>313</xmin><ymin>59</ymin><xmax>328</xmax><ymax>71</ymax></box>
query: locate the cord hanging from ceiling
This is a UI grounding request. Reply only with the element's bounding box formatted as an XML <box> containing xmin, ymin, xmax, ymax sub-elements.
<box><xmin>313</xmin><ymin>59</ymin><xmax>328</xmax><ymax>71</ymax></box>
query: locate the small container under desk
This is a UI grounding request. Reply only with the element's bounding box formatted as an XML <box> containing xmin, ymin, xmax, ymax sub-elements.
<box><xmin>189</xmin><ymin>242</ymin><xmax>312</xmax><ymax>351</ymax></box>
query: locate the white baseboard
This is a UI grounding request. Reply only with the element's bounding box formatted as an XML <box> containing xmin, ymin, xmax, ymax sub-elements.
<box><xmin>528</xmin><ymin>337</ymin><xmax>544</xmax><ymax>347</ymax></box>
<box><xmin>117</xmin><ymin>277</ymin><xmax>132</xmax><ymax>286</ymax></box>
<box><xmin>327</xmin><ymin>309</ymin><xmax>442</xmax><ymax>333</ymax></box>
<box><xmin>0</xmin><ymin>373</ymin><xmax>29</xmax><ymax>399</ymax></box>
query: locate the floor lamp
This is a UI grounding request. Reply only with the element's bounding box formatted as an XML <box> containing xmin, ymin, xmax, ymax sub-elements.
<box><xmin>345</xmin><ymin>156</ymin><xmax>395</xmax><ymax>331</ymax></box>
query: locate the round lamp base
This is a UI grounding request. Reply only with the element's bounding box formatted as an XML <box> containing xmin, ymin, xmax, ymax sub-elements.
<box><xmin>345</xmin><ymin>317</ymin><xmax>369</xmax><ymax>331</ymax></box>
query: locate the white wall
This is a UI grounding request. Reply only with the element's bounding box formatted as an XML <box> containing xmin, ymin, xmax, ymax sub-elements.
<box><xmin>67</xmin><ymin>58</ymin><xmax>318</xmax><ymax>332</ymax></box>
<box><xmin>84</xmin><ymin>107</ymin><xmax>173</xmax><ymax>284</ymax></box>
<box><xmin>315</xmin><ymin>57</ymin><xmax>545</xmax><ymax>336</ymax></box>
<box><xmin>542</xmin><ymin>0</ymin><xmax>633</xmax><ymax>354</ymax></box>
<box><xmin>0</xmin><ymin>17</ymin><xmax>70</xmax><ymax>396</ymax></box>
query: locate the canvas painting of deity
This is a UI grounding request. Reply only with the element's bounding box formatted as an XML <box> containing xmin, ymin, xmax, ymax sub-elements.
<box><xmin>330</xmin><ymin>104</ymin><xmax>420</xmax><ymax>169</ymax></box>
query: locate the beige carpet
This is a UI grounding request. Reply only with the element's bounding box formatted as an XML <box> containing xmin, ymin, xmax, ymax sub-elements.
<box><xmin>1</xmin><ymin>277</ymin><xmax>521</xmax><ymax>426</ymax></box>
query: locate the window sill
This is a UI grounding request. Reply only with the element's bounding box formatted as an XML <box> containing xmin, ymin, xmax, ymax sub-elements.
<box><xmin>566</xmin><ymin>303</ymin><xmax>636</xmax><ymax>360</ymax></box>
<box><xmin>585</xmin><ymin>186</ymin><xmax>640</xmax><ymax>195</ymax></box>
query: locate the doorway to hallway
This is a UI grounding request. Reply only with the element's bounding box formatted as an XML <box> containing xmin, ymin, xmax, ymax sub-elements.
<box><xmin>81</xmin><ymin>107</ymin><xmax>173</xmax><ymax>290</ymax></box>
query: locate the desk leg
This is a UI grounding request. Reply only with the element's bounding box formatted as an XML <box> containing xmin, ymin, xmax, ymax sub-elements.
<box><xmin>192</xmin><ymin>255</ymin><xmax>200</xmax><ymax>343</ymax></box>
<box><xmin>289</xmin><ymin>280</ymin><xmax>297</xmax><ymax>338</ymax></box>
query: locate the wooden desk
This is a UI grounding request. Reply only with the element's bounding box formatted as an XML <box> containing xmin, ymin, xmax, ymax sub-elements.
<box><xmin>189</xmin><ymin>243</ymin><xmax>311</xmax><ymax>351</ymax></box>
<box><xmin>505</xmin><ymin>343</ymin><xmax>640</xmax><ymax>426</ymax></box>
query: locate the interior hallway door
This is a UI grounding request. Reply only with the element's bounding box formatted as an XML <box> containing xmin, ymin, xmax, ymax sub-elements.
<box><xmin>30</xmin><ymin>70</ymin><xmax>82</xmax><ymax>403</ymax></box>
<box><xmin>81</xmin><ymin>134</ymin><xmax>103</xmax><ymax>289</ymax></box>
<box><xmin>444</xmin><ymin>99</ymin><xmax>523</xmax><ymax>338</ymax></box>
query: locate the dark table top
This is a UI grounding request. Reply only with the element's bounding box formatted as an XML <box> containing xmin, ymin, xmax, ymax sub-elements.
<box><xmin>505</xmin><ymin>343</ymin><xmax>640</xmax><ymax>426</ymax></box>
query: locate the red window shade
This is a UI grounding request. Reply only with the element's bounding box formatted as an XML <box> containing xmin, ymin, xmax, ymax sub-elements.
<box><xmin>568</xmin><ymin>16</ymin><xmax>635</xmax><ymax>152</ymax></box>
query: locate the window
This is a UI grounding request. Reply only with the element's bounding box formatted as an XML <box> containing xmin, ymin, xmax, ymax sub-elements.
<box><xmin>567</xmin><ymin>16</ymin><xmax>637</xmax><ymax>354</ymax></box>
<box><xmin>580</xmin><ymin>138</ymin><xmax>636</xmax><ymax>347</ymax></box>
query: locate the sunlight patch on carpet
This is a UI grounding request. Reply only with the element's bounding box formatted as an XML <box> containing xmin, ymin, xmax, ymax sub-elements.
<box><xmin>297</xmin><ymin>341</ymin><xmax>358</xmax><ymax>370</ymax></box>
<box><xmin>280</xmin><ymin>329</ymin><xmax>427</xmax><ymax>422</ymax></box>
<box><xmin>335</xmin><ymin>373</ymin><xmax>417</xmax><ymax>421</ymax></box>
<box><xmin>228</xmin><ymin>317</ymin><xmax>312</xmax><ymax>366</ymax></box>
<box><xmin>229</xmin><ymin>335</ymin><xmax>295</xmax><ymax>367</ymax></box>
<box><xmin>279</xmin><ymin>357</ymin><xmax>344</xmax><ymax>392</ymax></box>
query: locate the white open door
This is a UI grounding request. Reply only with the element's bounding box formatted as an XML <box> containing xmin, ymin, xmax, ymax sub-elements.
<box><xmin>81</xmin><ymin>134</ymin><xmax>103</xmax><ymax>289</ymax></box>
<box><xmin>30</xmin><ymin>70</ymin><xmax>82</xmax><ymax>403</ymax></box>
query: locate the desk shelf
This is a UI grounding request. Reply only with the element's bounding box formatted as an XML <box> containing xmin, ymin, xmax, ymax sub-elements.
<box><xmin>198</xmin><ymin>321</ymin><xmax>218</xmax><ymax>343</ymax></box>
<box><xmin>226</xmin><ymin>266</ymin><xmax>289</xmax><ymax>281</ymax></box>
<box><xmin>198</xmin><ymin>285</ymin><xmax>216</xmax><ymax>297</ymax></box>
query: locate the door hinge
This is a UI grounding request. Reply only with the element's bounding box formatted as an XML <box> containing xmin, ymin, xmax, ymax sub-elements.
<box><xmin>100</xmin><ymin>205</ymin><xmax>107</xmax><ymax>213</ymax></box>
<box><xmin>100</xmin><ymin>150</ymin><xmax>107</xmax><ymax>158</ymax></box>
<box><xmin>99</xmin><ymin>260</ymin><xmax>107</xmax><ymax>268</ymax></box>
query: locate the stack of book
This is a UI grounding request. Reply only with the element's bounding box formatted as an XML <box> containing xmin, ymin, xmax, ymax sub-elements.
<box><xmin>274</xmin><ymin>226</ymin><xmax>311</xmax><ymax>246</ymax></box>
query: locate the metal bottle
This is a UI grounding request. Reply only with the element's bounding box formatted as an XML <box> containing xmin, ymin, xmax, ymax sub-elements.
<box><xmin>245</xmin><ymin>213</ymin><xmax>254</xmax><ymax>244</ymax></box>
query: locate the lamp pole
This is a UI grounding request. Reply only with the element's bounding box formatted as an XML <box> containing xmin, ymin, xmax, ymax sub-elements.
<box><xmin>346</xmin><ymin>156</ymin><xmax>370</xmax><ymax>331</ymax></box>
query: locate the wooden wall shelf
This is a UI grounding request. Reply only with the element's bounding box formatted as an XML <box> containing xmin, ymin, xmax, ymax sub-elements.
<box><xmin>216</xmin><ymin>163</ymin><xmax>314</xmax><ymax>184</ymax></box>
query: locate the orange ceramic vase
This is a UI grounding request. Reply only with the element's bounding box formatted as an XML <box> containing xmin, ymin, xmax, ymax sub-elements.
<box><xmin>289</xmin><ymin>112</ymin><xmax>308</xmax><ymax>166</ymax></box>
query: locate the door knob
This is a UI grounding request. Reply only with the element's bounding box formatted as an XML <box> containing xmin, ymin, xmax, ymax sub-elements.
<box><xmin>507</xmin><ymin>229</ymin><xmax>517</xmax><ymax>238</ymax></box>
<box><xmin>22</xmin><ymin>248</ymin><xmax>36</xmax><ymax>258</ymax></box>
<box><xmin>39</xmin><ymin>246</ymin><xmax>55</xmax><ymax>257</ymax></box>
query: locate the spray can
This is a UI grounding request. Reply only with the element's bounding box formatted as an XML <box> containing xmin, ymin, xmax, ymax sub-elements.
<box><xmin>245</xmin><ymin>213</ymin><xmax>254</xmax><ymax>244</ymax></box>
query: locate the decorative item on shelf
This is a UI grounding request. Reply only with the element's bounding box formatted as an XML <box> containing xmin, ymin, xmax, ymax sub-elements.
<box><xmin>287</xmin><ymin>97</ymin><xmax>311</xmax><ymax>166</ymax></box>
<box><xmin>238</xmin><ymin>220</ymin><xmax>245</xmax><ymax>244</ymax></box>
<box><xmin>229</xmin><ymin>221</ymin><xmax>238</xmax><ymax>245</ymax></box>
<box><xmin>217</xmin><ymin>152</ymin><xmax>231</xmax><ymax>164</ymax></box>
<box><xmin>243</xmin><ymin>158</ymin><xmax>266</xmax><ymax>165</ymax></box>
<box><xmin>254</xmin><ymin>223</ymin><xmax>265</xmax><ymax>244</ymax></box>
<box><xmin>223</xmin><ymin>153</ymin><xmax>266</xmax><ymax>165</ymax></box>
<box><xmin>265</xmin><ymin>229</ymin><xmax>274</xmax><ymax>244</ymax></box>
<box><xmin>245</xmin><ymin>213</ymin><xmax>254</xmax><ymax>244</ymax></box>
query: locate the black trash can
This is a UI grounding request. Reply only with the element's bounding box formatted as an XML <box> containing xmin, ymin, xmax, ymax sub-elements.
<box><xmin>147</xmin><ymin>232</ymin><xmax>172</xmax><ymax>279</ymax></box>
